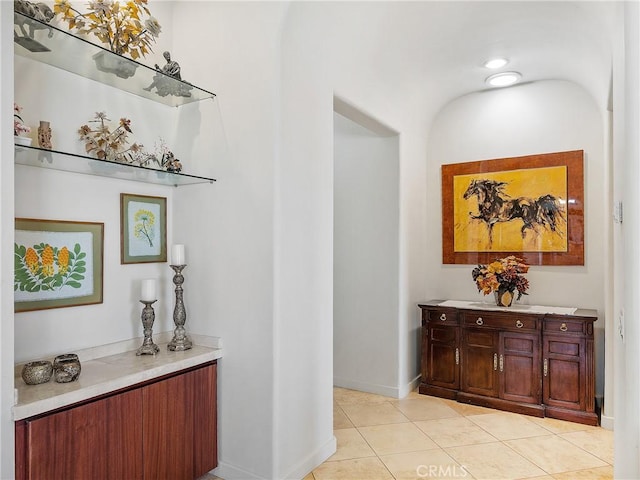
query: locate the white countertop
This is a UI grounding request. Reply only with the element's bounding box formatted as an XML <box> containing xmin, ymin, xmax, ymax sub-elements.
<box><xmin>438</xmin><ymin>300</ymin><xmax>578</xmax><ymax>315</ymax></box>
<box><xmin>13</xmin><ymin>333</ymin><xmax>223</xmax><ymax>421</ymax></box>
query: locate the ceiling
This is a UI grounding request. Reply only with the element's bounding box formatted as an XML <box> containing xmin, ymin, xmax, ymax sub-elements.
<box><xmin>317</xmin><ymin>1</ymin><xmax>617</xmax><ymax>123</ymax></box>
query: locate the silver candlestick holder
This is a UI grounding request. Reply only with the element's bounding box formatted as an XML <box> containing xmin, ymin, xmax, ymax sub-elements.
<box><xmin>168</xmin><ymin>265</ymin><xmax>193</xmax><ymax>351</ymax></box>
<box><xmin>136</xmin><ymin>300</ymin><xmax>160</xmax><ymax>356</ymax></box>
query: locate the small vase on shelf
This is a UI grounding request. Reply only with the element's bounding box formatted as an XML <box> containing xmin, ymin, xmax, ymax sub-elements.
<box><xmin>38</xmin><ymin>121</ymin><xmax>52</xmax><ymax>149</ymax></box>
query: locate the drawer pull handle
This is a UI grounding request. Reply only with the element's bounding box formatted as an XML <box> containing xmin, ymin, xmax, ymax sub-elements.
<box><xmin>543</xmin><ymin>359</ymin><xmax>548</xmax><ymax>377</ymax></box>
<box><xmin>493</xmin><ymin>353</ymin><xmax>497</xmax><ymax>371</ymax></box>
<box><xmin>499</xmin><ymin>354</ymin><xmax>504</xmax><ymax>372</ymax></box>
<box><xmin>440</xmin><ymin>313</ymin><xmax>447</xmax><ymax>321</ymax></box>
<box><xmin>515</xmin><ymin>320</ymin><xmax>524</xmax><ymax>329</ymax></box>
<box><xmin>560</xmin><ymin>323</ymin><xmax>568</xmax><ymax>332</ymax></box>
<box><xmin>455</xmin><ymin>348</ymin><xmax>460</xmax><ymax>365</ymax></box>
<box><xmin>476</xmin><ymin>317</ymin><xmax>484</xmax><ymax>326</ymax></box>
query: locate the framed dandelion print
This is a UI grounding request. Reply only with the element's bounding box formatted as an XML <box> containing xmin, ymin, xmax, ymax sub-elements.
<box><xmin>120</xmin><ymin>193</ymin><xmax>167</xmax><ymax>264</ymax></box>
<box><xmin>15</xmin><ymin>218</ymin><xmax>104</xmax><ymax>312</ymax></box>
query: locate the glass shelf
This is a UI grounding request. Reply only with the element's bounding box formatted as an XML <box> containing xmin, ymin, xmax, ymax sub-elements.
<box><xmin>14</xmin><ymin>12</ymin><xmax>216</xmax><ymax>107</ymax></box>
<box><xmin>15</xmin><ymin>145</ymin><xmax>216</xmax><ymax>187</ymax></box>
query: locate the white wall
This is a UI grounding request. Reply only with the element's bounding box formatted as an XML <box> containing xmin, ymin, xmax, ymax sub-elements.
<box><xmin>171</xmin><ymin>2</ymin><xmax>287</xmax><ymax>478</ymax></box>
<box><xmin>333</xmin><ymin>111</ymin><xmax>400</xmax><ymax>396</ymax></box>
<box><xmin>426</xmin><ymin>80</ymin><xmax>607</xmax><ymax>397</ymax></box>
<box><xmin>1</xmin><ymin>2</ymin><xmax>16</xmax><ymax>477</ymax></box>
<box><xmin>276</xmin><ymin>3</ymin><xmax>431</xmax><ymax>476</ymax></box>
<box><xmin>614</xmin><ymin>2</ymin><xmax>640</xmax><ymax>478</ymax></box>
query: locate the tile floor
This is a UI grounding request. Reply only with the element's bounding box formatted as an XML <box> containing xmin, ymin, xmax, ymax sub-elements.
<box><xmin>305</xmin><ymin>387</ymin><xmax>613</xmax><ymax>480</ymax></box>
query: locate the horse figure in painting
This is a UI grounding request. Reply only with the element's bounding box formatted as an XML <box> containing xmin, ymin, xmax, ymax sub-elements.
<box><xmin>463</xmin><ymin>179</ymin><xmax>565</xmax><ymax>247</ymax></box>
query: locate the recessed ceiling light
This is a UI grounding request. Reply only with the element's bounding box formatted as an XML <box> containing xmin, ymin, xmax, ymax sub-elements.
<box><xmin>486</xmin><ymin>71</ymin><xmax>522</xmax><ymax>87</ymax></box>
<box><xmin>484</xmin><ymin>58</ymin><xmax>509</xmax><ymax>69</ymax></box>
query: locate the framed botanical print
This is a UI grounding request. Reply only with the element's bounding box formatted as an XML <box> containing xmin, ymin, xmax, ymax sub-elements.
<box><xmin>15</xmin><ymin>218</ymin><xmax>104</xmax><ymax>312</ymax></box>
<box><xmin>120</xmin><ymin>193</ymin><xmax>167</xmax><ymax>264</ymax></box>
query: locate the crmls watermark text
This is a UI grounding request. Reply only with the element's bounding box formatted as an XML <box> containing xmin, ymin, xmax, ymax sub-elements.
<box><xmin>416</xmin><ymin>464</ymin><xmax>469</xmax><ymax>478</ymax></box>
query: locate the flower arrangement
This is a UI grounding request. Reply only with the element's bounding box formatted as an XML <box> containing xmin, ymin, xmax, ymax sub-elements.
<box><xmin>78</xmin><ymin>112</ymin><xmax>142</xmax><ymax>163</ymax></box>
<box><xmin>54</xmin><ymin>0</ymin><xmax>161</xmax><ymax>59</ymax></box>
<box><xmin>14</xmin><ymin>103</ymin><xmax>30</xmax><ymax>137</ymax></box>
<box><xmin>472</xmin><ymin>256</ymin><xmax>530</xmax><ymax>305</ymax></box>
<box><xmin>131</xmin><ymin>137</ymin><xmax>183</xmax><ymax>172</ymax></box>
<box><xmin>78</xmin><ymin>114</ymin><xmax>183</xmax><ymax>172</ymax></box>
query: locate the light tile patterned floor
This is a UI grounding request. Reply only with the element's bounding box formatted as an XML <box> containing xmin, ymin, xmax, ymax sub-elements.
<box><xmin>305</xmin><ymin>387</ymin><xmax>613</xmax><ymax>480</ymax></box>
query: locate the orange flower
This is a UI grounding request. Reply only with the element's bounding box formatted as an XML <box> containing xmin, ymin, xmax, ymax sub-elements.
<box><xmin>41</xmin><ymin>245</ymin><xmax>54</xmax><ymax>277</ymax></box>
<box><xmin>25</xmin><ymin>247</ymin><xmax>40</xmax><ymax>274</ymax></box>
<box><xmin>57</xmin><ymin>246</ymin><xmax>69</xmax><ymax>275</ymax></box>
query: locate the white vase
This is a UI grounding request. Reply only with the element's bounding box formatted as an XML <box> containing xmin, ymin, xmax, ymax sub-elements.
<box><xmin>14</xmin><ymin>135</ymin><xmax>32</xmax><ymax>147</ymax></box>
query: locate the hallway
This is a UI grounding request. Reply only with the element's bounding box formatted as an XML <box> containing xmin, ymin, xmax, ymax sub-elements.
<box><xmin>307</xmin><ymin>388</ymin><xmax>613</xmax><ymax>480</ymax></box>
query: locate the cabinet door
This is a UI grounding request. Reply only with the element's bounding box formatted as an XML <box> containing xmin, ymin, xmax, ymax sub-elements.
<box><xmin>193</xmin><ymin>364</ymin><xmax>218</xmax><ymax>477</ymax></box>
<box><xmin>25</xmin><ymin>400</ymin><xmax>107</xmax><ymax>480</ymax></box>
<box><xmin>106</xmin><ymin>389</ymin><xmax>144</xmax><ymax>479</ymax></box>
<box><xmin>543</xmin><ymin>335</ymin><xmax>586</xmax><ymax>411</ymax></box>
<box><xmin>499</xmin><ymin>332</ymin><xmax>541</xmax><ymax>404</ymax></box>
<box><xmin>143</xmin><ymin>371</ymin><xmax>194</xmax><ymax>480</ymax></box>
<box><xmin>461</xmin><ymin>328</ymin><xmax>499</xmax><ymax>397</ymax></box>
<box><xmin>425</xmin><ymin>324</ymin><xmax>460</xmax><ymax>390</ymax></box>
<box><xmin>22</xmin><ymin>389</ymin><xmax>142</xmax><ymax>480</ymax></box>
<box><xmin>143</xmin><ymin>363</ymin><xmax>218</xmax><ymax>480</ymax></box>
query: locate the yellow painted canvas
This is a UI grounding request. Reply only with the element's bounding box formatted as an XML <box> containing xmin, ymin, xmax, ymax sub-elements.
<box><xmin>453</xmin><ymin>166</ymin><xmax>567</xmax><ymax>252</ymax></box>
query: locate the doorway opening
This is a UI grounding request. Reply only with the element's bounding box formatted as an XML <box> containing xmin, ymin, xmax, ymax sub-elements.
<box><xmin>333</xmin><ymin>97</ymin><xmax>400</xmax><ymax>397</ymax></box>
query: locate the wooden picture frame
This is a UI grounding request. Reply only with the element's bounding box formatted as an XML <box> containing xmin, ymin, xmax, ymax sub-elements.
<box><xmin>120</xmin><ymin>193</ymin><xmax>167</xmax><ymax>264</ymax></box>
<box><xmin>14</xmin><ymin>218</ymin><xmax>104</xmax><ymax>312</ymax></box>
<box><xmin>442</xmin><ymin>150</ymin><xmax>584</xmax><ymax>266</ymax></box>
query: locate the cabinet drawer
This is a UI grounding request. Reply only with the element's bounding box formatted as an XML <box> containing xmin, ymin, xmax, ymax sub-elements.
<box><xmin>462</xmin><ymin>311</ymin><xmax>538</xmax><ymax>331</ymax></box>
<box><xmin>543</xmin><ymin>318</ymin><xmax>586</xmax><ymax>335</ymax></box>
<box><xmin>425</xmin><ymin>308</ymin><xmax>459</xmax><ymax>325</ymax></box>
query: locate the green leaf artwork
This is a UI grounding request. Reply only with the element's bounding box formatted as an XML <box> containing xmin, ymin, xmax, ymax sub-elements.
<box><xmin>133</xmin><ymin>209</ymin><xmax>156</xmax><ymax>247</ymax></box>
<box><xmin>14</xmin><ymin>242</ymin><xmax>86</xmax><ymax>293</ymax></box>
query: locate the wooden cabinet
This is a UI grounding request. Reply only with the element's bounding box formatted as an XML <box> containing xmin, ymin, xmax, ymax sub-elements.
<box><xmin>419</xmin><ymin>301</ymin><xmax>597</xmax><ymax>425</ymax></box>
<box><xmin>420</xmin><ymin>307</ymin><xmax>459</xmax><ymax>397</ymax></box>
<box><xmin>542</xmin><ymin>314</ymin><xmax>596</xmax><ymax>424</ymax></box>
<box><xmin>15</xmin><ymin>362</ymin><xmax>217</xmax><ymax>480</ymax></box>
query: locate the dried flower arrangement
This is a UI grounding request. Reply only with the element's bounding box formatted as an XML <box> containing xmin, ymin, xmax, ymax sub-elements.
<box><xmin>78</xmin><ymin>112</ymin><xmax>182</xmax><ymax>172</ymax></box>
<box><xmin>472</xmin><ymin>255</ymin><xmax>530</xmax><ymax>306</ymax></box>
<box><xmin>14</xmin><ymin>103</ymin><xmax>31</xmax><ymax>137</ymax></box>
<box><xmin>53</xmin><ymin>0</ymin><xmax>161</xmax><ymax>59</ymax></box>
<box><xmin>132</xmin><ymin>138</ymin><xmax>183</xmax><ymax>172</ymax></box>
<box><xmin>78</xmin><ymin>112</ymin><xmax>142</xmax><ymax>163</ymax></box>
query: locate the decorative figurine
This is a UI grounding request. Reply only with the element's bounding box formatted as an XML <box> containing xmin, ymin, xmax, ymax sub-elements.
<box><xmin>162</xmin><ymin>151</ymin><xmax>183</xmax><ymax>173</ymax></box>
<box><xmin>14</xmin><ymin>0</ymin><xmax>54</xmax><ymax>52</ymax></box>
<box><xmin>144</xmin><ymin>51</ymin><xmax>193</xmax><ymax>98</ymax></box>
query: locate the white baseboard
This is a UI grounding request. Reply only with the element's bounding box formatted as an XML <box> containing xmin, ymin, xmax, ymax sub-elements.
<box><xmin>600</xmin><ymin>414</ymin><xmax>614</xmax><ymax>430</ymax></box>
<box><xmin>399</xmin><ymin>375</ymin><xmax>422</xmax><ymax>398</ymax></box>
<box><xmin>213</xmin><ymin>435</ymin><xmax>337</xmax><ymax>480</ymax></box>
<box><xmin>213</xmin><ymin>461</ymin><xmax>266</xmax><ymax>480</ymax></box>
<box><xmin>333</xmin><ymin>375</ymin><xmax>422</xmax><ymax>399</ymax></box>
<box><xmin>283</xmin><ymin>435</ymin><xmax>337</xmax><ymax>480</ymax></box>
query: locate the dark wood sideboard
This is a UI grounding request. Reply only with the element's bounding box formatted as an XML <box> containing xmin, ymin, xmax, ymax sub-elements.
<box><xmin>419</xmin><ymin>300</ymin><xmax>598</xmax><ymax>425</ymax></box>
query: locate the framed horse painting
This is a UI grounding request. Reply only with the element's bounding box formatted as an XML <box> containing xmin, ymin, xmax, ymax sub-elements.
<box><xmin>442</xmin><ymin>150</ymin><xmax>584</xmax><ymax>266</ymax></box>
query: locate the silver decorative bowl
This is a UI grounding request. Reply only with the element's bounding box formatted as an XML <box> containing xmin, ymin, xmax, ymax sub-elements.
<box><xmin>21</xmin><ymin>360</ymin><xmax>53</xmax><ymax>385</ymax></box>
<box><xmin>53</xmin><ymin>353</ymin><xmax>81</xmax><ymax>383</ymax></box>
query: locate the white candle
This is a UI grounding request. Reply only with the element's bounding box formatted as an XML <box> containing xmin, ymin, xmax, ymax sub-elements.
<box><xmin>172</xmin><ymin>244</ymin><xmax>185</xmax><ymax>265</ymax></box>
<box><xmin>141</xmin><ymin>279</ymin><xmax>157</xmax><ymax>301</ymax></box>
